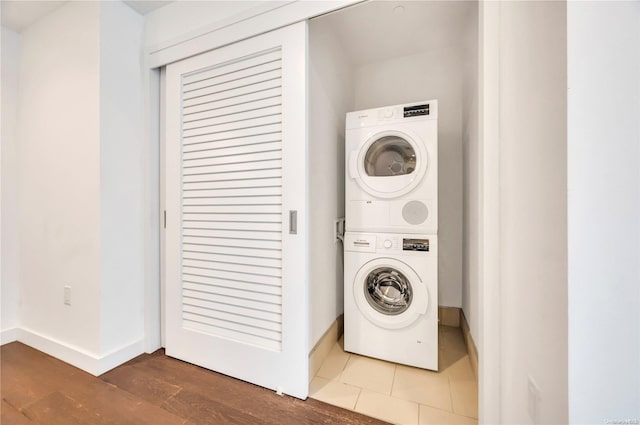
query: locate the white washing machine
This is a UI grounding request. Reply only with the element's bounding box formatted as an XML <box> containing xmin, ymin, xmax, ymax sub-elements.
<box><xmin>344</xmin><ymin>232</ymin><xmax>438</xmax><ymax>370</ymax></box>
<box><xmin>345</xmin><ymin>100</ymin><xmax>438</xmax><ymax>234</ymax></box>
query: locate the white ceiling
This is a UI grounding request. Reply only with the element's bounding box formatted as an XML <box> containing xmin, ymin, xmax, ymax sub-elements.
<box><xmin>1</xmin><ymin>1</ymin><xmax>67</xmax><ymax>32</ymax></box>
<box><xmin>122</xmin><ymin>0</ymin><xmax>173</xmax><ymax>16</ymax></box>
<box><xmin>312</xmin><ymin>0</ymin><xmax>475</xmax><ymax>66</ymax></box>
<box><xmin>1</xmin><ymin>0</ymin><xmax>173</xmax><ymax>32</ymax></box>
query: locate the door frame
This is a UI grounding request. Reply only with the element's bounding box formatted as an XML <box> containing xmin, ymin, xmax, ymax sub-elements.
<box><xmin>478</xmin><ymin>1</ymin><xmax>502</xmax><ymax>423</ymax></box>
<box><xmin>140</xmin><ymin>0</ymin><xmax>503</xmax><ymax>417</ymax></box>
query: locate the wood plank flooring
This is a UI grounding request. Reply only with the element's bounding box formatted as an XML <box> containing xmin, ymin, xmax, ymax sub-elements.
<box><xmin>1</xmin><ymin>342</ymin><xmax>389</xmax><ymax>425</ymax></box>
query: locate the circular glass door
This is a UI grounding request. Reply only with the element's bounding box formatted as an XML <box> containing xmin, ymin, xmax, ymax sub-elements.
<box><xmin>364</xmin><ymin>267</ymin><xmax>412</xmax><ymax>315</ymax></box>
<box><xmin>353</xmin><ymin>258</ymin><xmax>428</xmax><ymax>329</ymax></box>
<box><xmin>364</xmin><ymin>136</ymin><xmax>416</xmax><ymax>177</ymax></box>
<box><xmin>353</xmin><ymin>130</ymin><xmax>427</xmax><ymax>199</ymax></box>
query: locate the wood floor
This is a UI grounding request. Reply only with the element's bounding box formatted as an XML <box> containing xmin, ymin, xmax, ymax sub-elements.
<box><xmin>1</xmin><ymin>342</ymin><xmax>389</xmax><ymax>425</ymax></box>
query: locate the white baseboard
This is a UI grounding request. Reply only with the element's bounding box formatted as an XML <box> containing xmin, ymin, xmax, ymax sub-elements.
<box><xmin>1</xmin><ymin>327</ymin><xmax>19</xmax><ymax>345</ymax></box>
<box><xmin>17</xmin><ymin>327</ymin><xmax>144</xmax><ymax>376</ymax></box>
<box><xmin>439</xmin><ymin>306</ymin><xmax>461</xmax><ymax>327</ymax></box>
<box><xmin>460</xmin><ymin>310</ymin><xmax>478</xmax><ymax>379</ymax></box>
<box><xmin>97</xmin><ymin>338</ymin><xmax>146</xmax><ymax>375</ymax></box>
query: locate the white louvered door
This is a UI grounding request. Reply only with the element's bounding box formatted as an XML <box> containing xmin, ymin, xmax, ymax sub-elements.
<box><xmin>164</xmin><ymin>22</ymin><xmax>308</xmax><ymax>399</ymax></box>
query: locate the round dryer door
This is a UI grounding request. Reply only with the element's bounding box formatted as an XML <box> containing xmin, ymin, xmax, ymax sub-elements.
<box><xmin>354</xmin><ymin>257</ymin><xmax>429</xmax><ymax>330</ymax></box>
<box><xmin>350</xmin><ymin>130</ymin><xmax>428</xmax><ymax>199</ymax></box>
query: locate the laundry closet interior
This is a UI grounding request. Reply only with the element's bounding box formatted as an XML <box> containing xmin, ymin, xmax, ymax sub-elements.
<box><xmin>160</xmin><ymin>0</ymin><xmax>480</xmax><ymax>421</ymax></box>
<box><xmin>305</xmin><ymin>1</ymin><xmax>479</xmax><ymax>420</ymax></box>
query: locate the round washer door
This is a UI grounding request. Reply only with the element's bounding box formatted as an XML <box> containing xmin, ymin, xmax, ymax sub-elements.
<box><xmin>353</xmin><ymin>257</ymin><xmax>429</xmax><ymax>330</ymax></box>
<box><xmin>351</xmin><ymin>130</ymin><xmax>428</xmax><ymax>199</ymax></box>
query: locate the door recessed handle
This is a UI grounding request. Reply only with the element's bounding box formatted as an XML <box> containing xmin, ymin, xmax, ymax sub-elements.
<box><xmin>289</xmin><ymin>210</ymin><xmax>297</xmax><ymax>235</ymax></box>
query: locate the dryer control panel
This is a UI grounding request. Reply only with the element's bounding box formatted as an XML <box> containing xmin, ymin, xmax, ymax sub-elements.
<box><xmin>403</xmin><ymin>104</ymin><xmax>430</xmax><ymax>118</ymax></box>
<box><xmin>346</xmin><ymin>100</ymin><xmax>438</xmax><ymax>129</ymax></box>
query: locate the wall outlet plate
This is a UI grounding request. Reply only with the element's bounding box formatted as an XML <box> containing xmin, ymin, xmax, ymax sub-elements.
<box><xmin>64</xmin><ymin>285</ymin><xmax>71</xmax><ymax>306</ymax></box>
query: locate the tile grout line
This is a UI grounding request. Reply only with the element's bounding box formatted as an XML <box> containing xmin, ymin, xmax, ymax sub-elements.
<box><xmin>446</xmin><ymin>375</ymin><xmax>455</xmax><ymax>414</ymax></box>
<box><xmin>352</xmin><ymin>387</ymin><xmax>363</xmax><ymax>411</ymax></box>
<box><xmin>321</xmin><ymin>330</ymin><xmax>476</xmax><ymax>422</ymax></box>
<box><xmin>337</xmin><ymin>351</ymin><xmax>352</xmax><ymax>383</ymax></box>
<box><xmin>389</xmin><ymin>363</ymin><xmax>398</xmax><ymax>396</ymax></box>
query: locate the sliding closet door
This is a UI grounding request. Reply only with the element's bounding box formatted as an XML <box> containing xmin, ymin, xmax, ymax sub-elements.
<box><xmin>164</xmin><ymin>22</ymin><xmax>308</xmax><ymax>399</ymax></box>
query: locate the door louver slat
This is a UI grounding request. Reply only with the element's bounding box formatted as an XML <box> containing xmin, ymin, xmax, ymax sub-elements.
<box><xmin>182</xmin><ymin>79</ymin><xmax>281</xmax><ymax>109</ymax></box>
<box><xmin>183</xmin><ymin>69</ymin><xmax>282</xmax><ymax>101</ymax></box>
<box><xmin>183</xmin><ymin>279</ymin><xmax>281</xmax><ymax>298</ymax></box>
<box><xmin>184</xmin><ymin>96</ymin><xmax>281</xmax><ymax>123</ymax></box>
<box><xmin>182</xmin><ymin>294</ymin><xmax>281</xmax><ymax>319</ymax></box>
<box><xmin>182</xmin><ymin>236</ymin><xmax>281</xmax><ymax>251</ymax></box>
<box><xmin>183</xmin><ymin>176</ymin><xmax>282</xmax><ymax>190</ymax></box>
<box><xmin>183</xmin><ymin>114</ymin><xmax>281</xmax><ymax>138</ymax></box>
<box><xmin>184</xmin><ymin>220</ymin><xmax>282</xmax><ymax>235</ymax></box>
<box><xmin>183</xmin><ymin>50</ymin><xmax>281</xmax><ymax>85</ymax></box>
<box><xmin>183</xmin><ymin>244</ymin><xmax>281</xmax><ymax>260</ymax></box>
<box><xmin>183</xmin><ymin>267</ymin><xmax>281</xmax><ymax>288</ymax></box>
<box><xmin>183</xmin><ymin>123</ymin><xmax>282</xmax><ymax>146</ymax></box>
<box><xmin>183</xmin><ymin>105</ymin><xmax>282</xmax><ymax>131</ymax></box>
<box><xmin>180</xmin><ymin>48</ymin><xmax>284</xmax><ymax>350</ymax></box>
<box><xmin>183</xmin><ymin>87</ymin><xmax>282</xmax><ymax>115</ymax></box>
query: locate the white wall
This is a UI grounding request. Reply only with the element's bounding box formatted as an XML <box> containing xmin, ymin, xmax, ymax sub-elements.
<box><xmin>498</xmin><ymin>2</ymin><xmax>568</xmax><ymax>423</ymax></box>
<box><xmin>99</xmin><ymin>1</ymin><xmax>145</xmax><ymax>355</ymax></box>
<box><xmin>567</xmin><ymin>2</ymin><xmax>640</xmax><ymax>423</ymax></box>
<box><xmin>353</xmin><ymin>48</ymin><xmax>464</xmax><ymax>308</ymax></box>
<box><xmin>14</xmin><ymin>0</ymin><xmax>146</xmax><ymax>371</ymax></box>
<box><xmin>17</xmin><ymin>1</ymin><xmax>102</xmax><ymax>354</ymax></box>
<box><xmin>1</xmin><ymin>26</ymin><xmax>21</xmax><ymax>342</ymax></box>
<box><xmin>308</xmin><ymin>21</ymin><xmax>354</xmax><ymax>348</ymax></box>
<box><xmin>461</xmin><ymin>2</ymin><xmax>480</xmax><ymax>344</ymax></box>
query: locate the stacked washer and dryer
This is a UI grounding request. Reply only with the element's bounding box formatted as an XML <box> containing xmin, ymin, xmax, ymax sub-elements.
<box><xmin>344</xmin><ymin>100</ymin><xmax>439</xmax><ymax>370</ymax></box>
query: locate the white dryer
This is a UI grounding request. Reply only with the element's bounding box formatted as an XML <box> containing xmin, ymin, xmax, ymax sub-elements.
<box><xmin>345</xmin><ymin>100</ymin><xmax>438</xmax><ymax>234</ymax></box>
<box><xmin>344</xmin><ymin>232</ymin><xmax>438</xmax><ymax>370</ymax></box>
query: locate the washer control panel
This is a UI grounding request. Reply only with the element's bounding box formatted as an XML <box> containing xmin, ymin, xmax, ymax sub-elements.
<box><xmin>403</xmin><ymin>238</ymin><xmax>430</xmax><ymax>252</ymax></box>
<box><xmin>345</xmin><ymin>233</ymin><xmax>433</xmax><ymax>254</ymax></box>
<box><xmin>345</xmin><ymin>233</ymin><xmax>377</xmax><ymax>253</ymax></box>
<box><xmin>380</xmin><ymin>236</ymin><xmax>401</xmax><ymax>250</ymax></box>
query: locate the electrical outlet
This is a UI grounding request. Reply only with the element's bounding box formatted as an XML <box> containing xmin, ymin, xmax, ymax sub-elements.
<box><xmin>64</xmin><ymin>285</ymin><xmax>71</xmax><ymax>306</ymax></box>
<box><xmin>528</xmin><ymin>375</ymin><xmax>541</xmax><ymax>424</ymax></box>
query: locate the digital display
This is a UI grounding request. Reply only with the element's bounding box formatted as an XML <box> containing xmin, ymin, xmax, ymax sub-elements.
<box><xmin>403</xmin><ymin>239</ymin><xmax>429</xmax><ymax>251</ymax></box>
<box><xmin>403</xmin><ymin>104</ymin><xmax>430</xmax><ymax>118</ymax></box>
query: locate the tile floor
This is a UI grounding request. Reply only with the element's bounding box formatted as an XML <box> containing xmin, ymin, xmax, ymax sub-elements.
<box><xmin>310</xmin><ymin>325</ymin><xmax>478</xmax><ymax>425</ymax></box>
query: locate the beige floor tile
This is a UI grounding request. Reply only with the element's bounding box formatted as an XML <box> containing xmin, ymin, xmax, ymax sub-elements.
<box><xmin>310</xmin><ymin>328</ymin><xmax>470</xmax><ymax>424</ymax></box>
<box><xmin>355</xmin><ymin>390</ymin><xmax>420</xmax><ymax>425</ymax></box>
<box><xmin>309</xmin><ymin>376</ymin><xmax>361</xmax><ymax>410</ymax></box>
<box><xmin>392</xmin><ymin>364</ymin><xmax>452</xmax><ymax>411</ymax></box>
<box><xmin>419</xmin><ymin>405</ymin><xmax>477</xmax><ymax>425</ymax></box>
<box><xmin>316</xmin><ymin>342</ymin><xmax>351</xmax><ymax>381</ymax></box>
<box><xmin>440</xmin><ymin>326</ymin><xmax>467</xmax><ymax>355</ymax></box>
<box><xmin>340</xmin><ymin>355</ymin><xmax>396</xmax><ymax>395</ymax></box>
<box><xmin>439</xmin><ymin>354</ymin><xmax>475</xmax><ymax>382</ymax></box>
<box><xmin>438</xmin><ymin>348</ymin><xmax>467</xmax><ymax>373</ymax></box>
<box><xmin>450</xmin><ymin>379</ymin><xmax>478</xmax><ymax>419</ymax></box>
